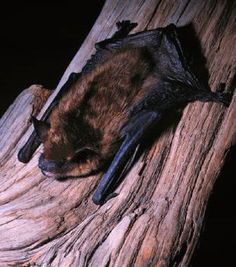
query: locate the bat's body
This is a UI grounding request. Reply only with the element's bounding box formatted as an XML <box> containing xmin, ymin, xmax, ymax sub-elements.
<box><xmin>18</xmin><ymin>21</ymin><xmax>231</xmax><ymax>205</ymax></box>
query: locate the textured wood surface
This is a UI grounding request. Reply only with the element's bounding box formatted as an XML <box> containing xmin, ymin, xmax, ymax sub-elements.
<box><xmin>0</xmin><ymin>0</ymin><xmax>235</xmax><ymax>266</ymax></box>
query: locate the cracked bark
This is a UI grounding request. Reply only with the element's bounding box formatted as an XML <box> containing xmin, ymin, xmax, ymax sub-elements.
<box><xmin>0</xmin><ymin>0</ymin><xmax>235</xmax><ymax>266</ymax></box>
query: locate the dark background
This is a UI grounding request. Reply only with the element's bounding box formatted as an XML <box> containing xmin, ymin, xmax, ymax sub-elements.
<box><xmin>0</xmin><ymin>2</ymin><xmax>235</xmax><ymax>266</ymax></box>
<box><xmin>0</xmin><ymin>2</ymin><xmax>105</xmax><ymax>116</ymax></box>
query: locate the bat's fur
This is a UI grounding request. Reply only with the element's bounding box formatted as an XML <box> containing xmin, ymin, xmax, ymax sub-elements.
<box><xmin>37</xmin><ymin>47</ymin><xmax>158</xmax><ymax>178</ymax></box>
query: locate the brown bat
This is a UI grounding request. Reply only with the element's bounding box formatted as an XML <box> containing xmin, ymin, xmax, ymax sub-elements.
<box><xmin>18</xmin><ymin>21</ymin><xmax>231</xmax><ymax>205</ymax></box>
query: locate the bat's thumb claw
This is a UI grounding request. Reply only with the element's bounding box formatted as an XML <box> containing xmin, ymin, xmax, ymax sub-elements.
<box><xmin>92</xmin><ymin>193</ymin><xmax>103</xmax><ymax>205</ymax></box>
<box><xmin>92</xmin><ymin>192</ymin><xmax>118</xmax><ymax>205</ymax></box>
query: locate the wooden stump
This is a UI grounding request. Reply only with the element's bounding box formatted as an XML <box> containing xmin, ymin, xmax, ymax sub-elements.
<box><xmin>0</xmin><ymin>0</ymin><xmax>235</xmax><ymax>266</ymax></box>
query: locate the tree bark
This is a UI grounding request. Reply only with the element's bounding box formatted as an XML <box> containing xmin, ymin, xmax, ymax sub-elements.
<box><xmin>0</xmin><ymin>0</ymin><xmax>235</xmax><ymax>266</ymax></box>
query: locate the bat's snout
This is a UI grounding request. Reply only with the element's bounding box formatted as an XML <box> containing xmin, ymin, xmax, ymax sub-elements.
<box><xmin>38</xmin><ymin>154</ymin><xmax>63</xmax><ymax>175</ymax></box>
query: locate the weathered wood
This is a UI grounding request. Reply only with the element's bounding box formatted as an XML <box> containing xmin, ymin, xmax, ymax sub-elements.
<box><xmin>0</xmin><ymin>0</ymin><xmax>235</xmax><ymax>266</ymax></box>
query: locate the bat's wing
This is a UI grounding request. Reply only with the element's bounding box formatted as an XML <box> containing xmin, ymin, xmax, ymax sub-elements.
<box><xmin>152</xmin><ymin>24</ymin><xmax>203</xmax><ymax>90</ymax></box>
<box><xmin>17</xmin><ymin>21</ymin><xmax>138</xmax><ymax>163</ymax></box>
<box><xmin>103</xmin><ymin>24</ymin><xmax>204</xmax><ymax>90</ymax></box>
<box><xmin>92</xmin><ymin>110</ymin><xmax>162</xmax><ymax>205</ymax></box>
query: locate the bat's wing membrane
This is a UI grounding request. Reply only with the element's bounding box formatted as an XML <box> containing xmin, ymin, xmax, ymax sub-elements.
<box><xmin>153</xmin><ymin>25</ymin><xmax>203</xmax><ymax>90</ymax></box>
<box><xmin>82</xmin><ymin>21</ymin><xmax>138</xmax><ymax>74</ymax></box>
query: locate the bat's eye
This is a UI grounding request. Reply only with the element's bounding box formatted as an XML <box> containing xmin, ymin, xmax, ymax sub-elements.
<box><xmin>72</xmin><ymin>147</ymin><xmax>98</xmax><ymax>162</ymax></box>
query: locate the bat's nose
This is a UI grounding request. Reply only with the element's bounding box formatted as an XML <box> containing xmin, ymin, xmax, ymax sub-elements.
<box><xmin>38</xmin><ymin>154</ymin><xmax>63</xmax><ymax>172</ymax></box>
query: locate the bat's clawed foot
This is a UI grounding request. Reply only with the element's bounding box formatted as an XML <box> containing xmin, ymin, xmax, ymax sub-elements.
<box><xmin>96</xmin><ymin>20</ymin><xmax>137</xmax><ymax>50</ymax></box>
<box><xmin>197</xmin><ymin>88</ymin><xmax>232</xmax><ymax>107</ymax></box>
<box><xmin>213</xmin><ymin>82</ymin><xmax>233</xmax><ymax>107</ymax></box>
<box><xmin>116</xmin><ymin>20</ymin><xmax>138</xmax><ymax>32</ymax></box>
<box><xmin>214</xmin><ymin>91</ymin><xmax>232</xmax><ymax>107</ymax></box>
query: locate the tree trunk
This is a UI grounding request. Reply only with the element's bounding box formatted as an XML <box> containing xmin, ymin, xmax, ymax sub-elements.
<box><xmin>0</xmin><ymin>0</ymin><xmax>235</xmax><ymax>266</ymax></box>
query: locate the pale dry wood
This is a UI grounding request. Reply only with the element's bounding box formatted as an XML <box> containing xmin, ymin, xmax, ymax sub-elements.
<box><xmin>0</xmin><ymin>0</ymin><xmax>235</xmax><ymax>266</ymax></box>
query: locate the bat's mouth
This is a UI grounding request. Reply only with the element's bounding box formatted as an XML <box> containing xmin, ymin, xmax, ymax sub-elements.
<box><xmin>41</xmin><ymin>169</ymin><xmax>59</xmax><ymax>178</ymax></box>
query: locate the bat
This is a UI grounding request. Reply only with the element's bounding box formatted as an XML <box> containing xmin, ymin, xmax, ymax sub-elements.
<box><xmin>17</xmin><ymin>21</ymin><xmax>231</xmax><ymax>205</ymax></box>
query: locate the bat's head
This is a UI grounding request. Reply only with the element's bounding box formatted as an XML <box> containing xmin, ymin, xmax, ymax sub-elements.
<box><xmin>32</xmin><ymin>117</ymin><xmax>98</xmax><ymax>179</ymax></box>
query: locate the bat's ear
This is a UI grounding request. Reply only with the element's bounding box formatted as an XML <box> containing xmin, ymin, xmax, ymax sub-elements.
<box><xmin>32</xmin><ymin>116</ymin><xmax>50</xmax><ymax>141</ymax></box>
